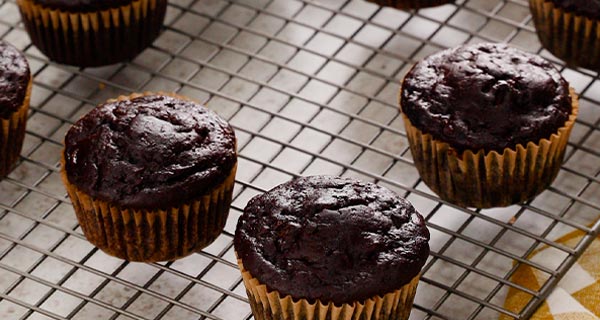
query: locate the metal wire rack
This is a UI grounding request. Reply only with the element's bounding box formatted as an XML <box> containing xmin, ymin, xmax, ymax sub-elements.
<box><xmin>0</xmin><ymin>0</ymin><xmax>598</xmax><ymax>319</ymax></box>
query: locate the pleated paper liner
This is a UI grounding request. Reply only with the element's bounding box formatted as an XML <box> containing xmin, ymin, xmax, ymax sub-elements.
<box><xmin>0</xmin><ymin>77</ymin><xmax>32</xmax><ymax>178</ymax></box>
<box><xmin>62</xmin><ymin>161</ymin><xmax>236</xmax><ymax>262</ymax></box>
<box><xmin>366</xmin><ymin>0</ymin><xmax>454</xmax><ymax>9</ymax></box>
<box><xmin>401</xmin><ymin>88</ymin><xmax>579</xmax><ymax>209</ymax></box>
<box><xmin>17</xmin><ymin>0</ymin><xmax>167</xmax><ymax>67</ymax></box>
<box><xmin>238</xmin><ymin>259</ymin><xmax>420</xmax><ymax>320</ymax></box>
<box><xmin>529</xmin><ymin>0</ymin><xmax>600</xmax><ymax>71</ymax></box>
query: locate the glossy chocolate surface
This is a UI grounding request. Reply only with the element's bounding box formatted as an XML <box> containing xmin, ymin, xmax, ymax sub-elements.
<box><xmin>401</xmin><ymin>43</ymin><xmax>572</xmax><ymax>153</ymax></box>
<box><xmin>0</xmin><ymin>41</ymin><xmax>30</xmax><ymax>119</ymax></box>
<box><xmin>64</xmin><ymin>95</ymin><xmax>237</xmax><ymax>209</ymax></box>
<box><xmin>33</xmin><ymin>0</ymin><xmax>132</xmax><ymax>11</ymax></box>
<box><xmin>234</xmin><ymin>176</ymin><xmax>430</xmax><ymax>304</ymax></box>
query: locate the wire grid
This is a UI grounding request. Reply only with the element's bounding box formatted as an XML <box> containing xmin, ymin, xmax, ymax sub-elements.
<box><xmin>0</xmin><ymin>0</ymin><xmax>598</xmax><ymax>319</ymax></box>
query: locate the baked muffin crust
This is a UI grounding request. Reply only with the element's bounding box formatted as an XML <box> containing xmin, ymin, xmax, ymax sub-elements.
<box><xmin>234</xmin><ymin>176</ymin><xmax>430</xmax><ymax>305</ymax></box>
<box><xmin>64</xmin><ymin>94</ymin><xmax>237</xmax><ymax>209</ymax></box>
<box><xmin>0</xmin><ymin>41</ymin><xmax>30</xmax><ymax>119</ymax></box>
<box><xmin>33</xmin><ymin>0</ymin><xmax>133</xmax><ymax>12</ymax></box>
<box><xmin>401</xmin><ymin>42</ymin><xmax>572</xmax><ymax>153</ymax></box>
<box><xmin>549</xmin><ymin>0</ymin><xmax>600</xmax><ymax>19</ymax></box>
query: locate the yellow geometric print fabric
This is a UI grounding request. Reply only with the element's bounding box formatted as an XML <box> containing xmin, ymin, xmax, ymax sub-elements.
<box><xmin>502</xmin><ymin>229</ymin><xmax>600</xmax><ymax>320</ymax></box>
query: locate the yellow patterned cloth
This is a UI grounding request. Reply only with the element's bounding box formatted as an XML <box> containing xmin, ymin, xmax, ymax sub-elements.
<box><xmin>502</xmin><ymin>229</ymin><xmax>600</xmax><ymax>320</ymax></box>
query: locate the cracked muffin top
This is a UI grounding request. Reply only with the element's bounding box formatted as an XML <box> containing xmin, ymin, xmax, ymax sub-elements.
<box><xmin>63</xmin><ymin>94</ymin><xmax>237</xmax><ymax>209</ymax></box>
<box><xmin>401</xmin><ymin>42</ymin><xmax>572</xmax><ymax>153</ymax></box>
<box><xmin>234</xmin><ymin>175</ymin><xmax>430</xmax><ymax>304</ymax></box>
<box><xmin>0</xmin><ymin>40</ymin><xmax>30</xmax><ymax>119</ymax></box>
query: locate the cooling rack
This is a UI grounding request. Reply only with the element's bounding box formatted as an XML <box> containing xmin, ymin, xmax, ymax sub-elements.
<box><xmin>0</xmin><ymin>0</ymin><xmax>599</xmax><ymax>319</ymax></box>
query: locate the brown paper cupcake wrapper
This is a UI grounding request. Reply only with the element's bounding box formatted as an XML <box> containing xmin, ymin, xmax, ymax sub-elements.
<box><xmin>0</xmin><ymin>77</ymin><xmax>32</xmax><ymax>178</ymax></box>
<box><xmin>366</xmin><ymin>0</ymin><xmax>453</xmax><ymax>9</ymax></box>
<box><xmin>17</xmin><ymin>0</ymin><xmax>166</xmax><ymax>67</ymax></box>
<box><xmin>530</xmin><ymin>0</ymin><xmax>600</xmax><ymax>70</ymax></box>
<box><xmin>61</xmin><ymin>92</ymin><xmax>238</xmax><ymax>261</ymax></box>
<box><xmin>238</xmin><ymin>260</ymin><xmax>420</xmax><ymax>320</ymax></box>
<box><xmin>62</xmin><ymin>162</ymin><xmax>236</xmax><ymax>262</ymax></box>
<box><xmin>401</xmin><ymin>88</ymin><xmax>579</xmax><ymax>208</ymax></box>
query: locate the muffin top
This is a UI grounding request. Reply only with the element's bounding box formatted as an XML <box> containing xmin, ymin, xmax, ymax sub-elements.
<box><xmin>550</xmin><ymin>0</ymin><xmax>600</xmax><ymax>19</ymax></box>
<box><xmin>64</xmin><ymin>94</ymin><xmax>237</xmax><ymax>209</ymax></box>
<box><xmin>34</xmin><ymin>0</ymin><xmax>133</xmax><ymax>12</ymax></box>
<box><xmin>401</xmin><ymin>42</ymin><xmax>572</xmax><ymax>153</ymax></box>
<box><xmin>0</xmin><ymin>41</ymin><xmax>30</xmax><ymax>119</ymax></box>
<box><xmin>234</xmin><ymin>176</ymin><xmax>430</xmax><ymax>305</ymax></box>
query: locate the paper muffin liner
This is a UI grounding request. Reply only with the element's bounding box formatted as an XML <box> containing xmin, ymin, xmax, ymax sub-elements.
<box><xmin>367</xmin><ymin>0</ymin><xmax>453</xmax><ymax>9</ymax></box>
<box><xmin>61</xmin><ymin>161</ymin><xmax>236</xmax><ymax>262</ymax></box>
<box><xmin>237</xmin><ymin>259</ymin><xmax>420</xmax><ymax>320</ymax></box>
<box><xmin>61</xmin><ymin>91</ymin><xmax>237</xmax><ymax>262</ymax></box>
<box><xmin>0</xmin><ymin>77</ymin><xmax>32</xmax><ymax>178</ymax></box>
<box><xmin>17</xmin><ymin>0</ymin><xmax>167</xmax><ymax>67</ymax></box>
<box><xmin>401</xmin><ymin>88</ymin><xmax>579</xmax><ymax>208</ymax></box>
<box><xmin>529</xmin><ymin>0</ymin><xmax>600</xmax><ymax>70</ymax></box>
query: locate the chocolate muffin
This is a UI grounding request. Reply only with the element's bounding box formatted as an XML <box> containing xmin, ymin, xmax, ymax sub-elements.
<box><xmin>61</xmin><ymin>93</ymin><xmax>237</xmax><ymax>262</ymax></box>
<box><xmin>530</xmin><ymin>0</ymin><xmax>600</xmax><ymax>70</ymax></box>
<box><xmin>0</xmin><ymin>41</ymin><xmax>31</xmax><ymax>178</ymax></box>
<box><xmin>235</xmin><ymin>176</ymin><xmax>430</xmax><ymax>320</ymax></box>
<box><xmin>366</xmin><ymin>0</ymin><xmax>454</xmax><ymax>10</ymax></box>
<box><xmin>400</xmin><ymin>43</ymin><xmax>578</xmax><ymax>208</ymax></box>
<box><xmin>17</xmin><ymin>0</ymin><xmax>167</xmax><ymax>67</ymax></box>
